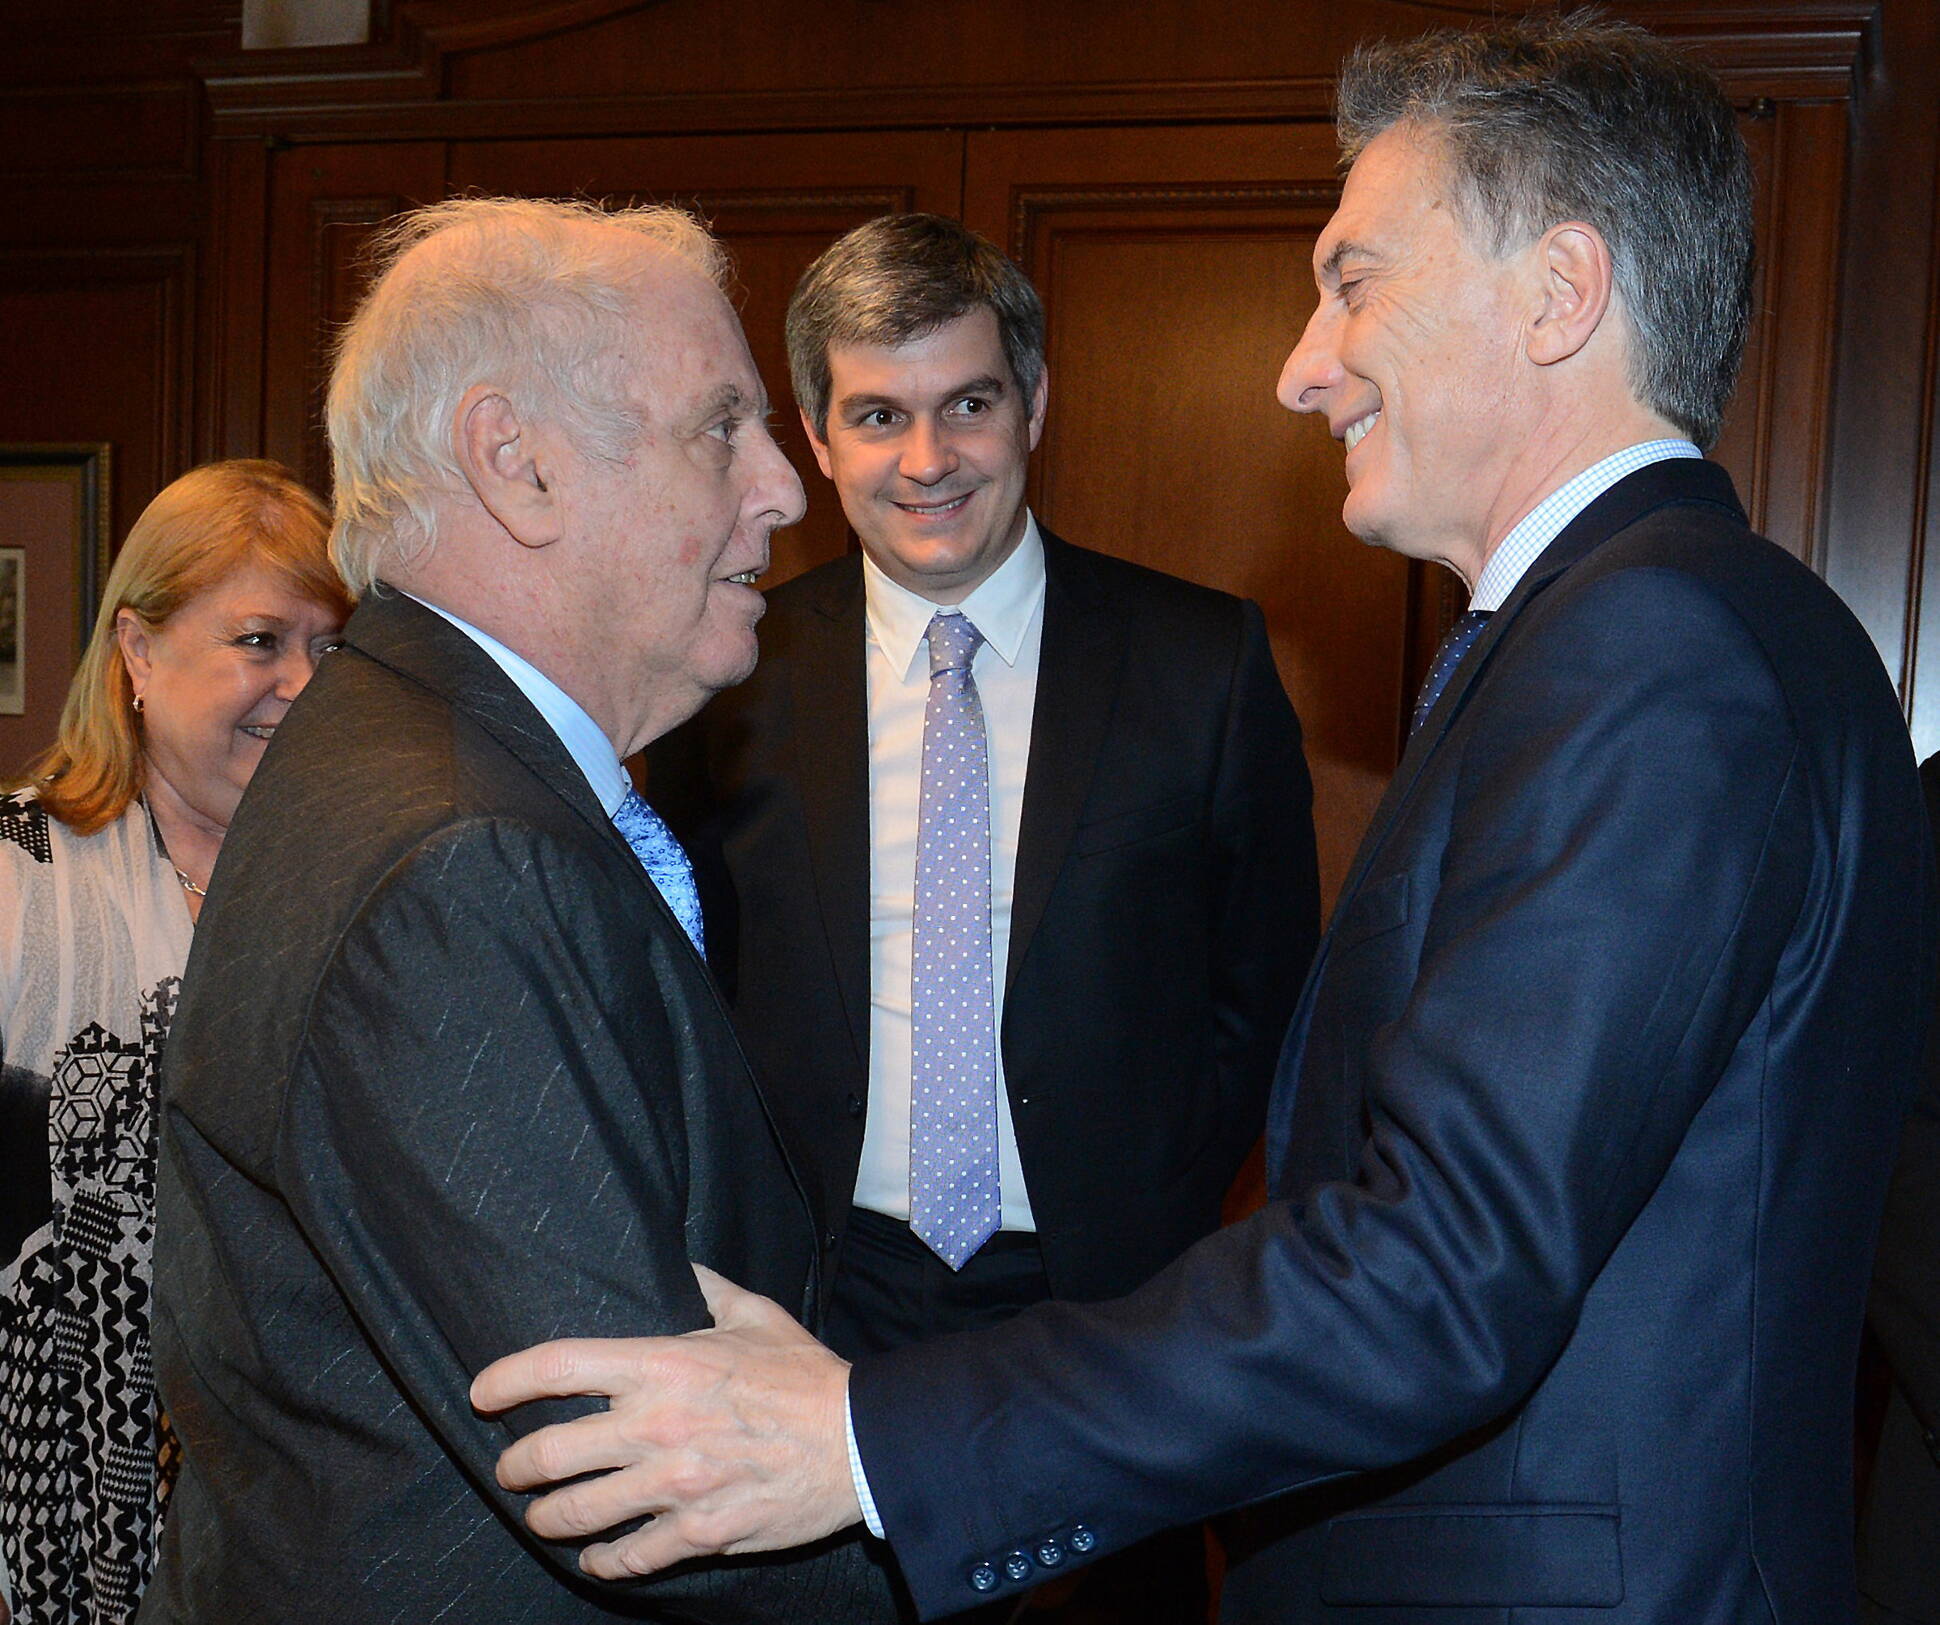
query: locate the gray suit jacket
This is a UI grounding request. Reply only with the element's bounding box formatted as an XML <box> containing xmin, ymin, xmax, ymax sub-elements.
<box><xmin>143</xmin><ymin>590</ymin><xmax>895</xmax><ymax>1622</ymax></box>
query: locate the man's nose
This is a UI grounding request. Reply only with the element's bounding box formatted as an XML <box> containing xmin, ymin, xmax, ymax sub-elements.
<box><xmin>898</xmin><ymin>418</ymin><xmax>959</xmax><ymax>485</ymax></box>
<box><xmin>1277</xmin><ymin>302</ymin><xmax>1342</xmax><ymax>414</ymax></box>
<box><xmin>760</xmin><ymin>432</ymin><xmax>807</xmax><ymax>531</ymax></box>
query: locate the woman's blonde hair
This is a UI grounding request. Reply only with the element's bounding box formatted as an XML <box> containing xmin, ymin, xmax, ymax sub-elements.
<box><xmin>15</xmin><ymin>459</ymin><xmax>354</xmax><ymax>833</ymax></box>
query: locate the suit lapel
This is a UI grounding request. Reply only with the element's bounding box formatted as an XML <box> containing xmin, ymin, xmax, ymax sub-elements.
<box><xmin>1269</xmin><ymin>459</ymin><xmax>1746</xmax><ymax>1189</ymax></box>
<box><xmin>1330</xmin><ymin>458</ymin><xmax>1745</xmax><ymax>915</ymax></box>
<box><xmin>1008</xmin><ymin>533</ymin><xmax>1123</xmax><ymax>989</ymax></box>
<box><xmin>790</xmin><ymin>562</ymin><xmax>874</xmax><ymax>1068</ymax></box>
<box><xmin>346</xmin><ymin>588</ymin><xmax>648</xmax><ymax>890</ymax></box>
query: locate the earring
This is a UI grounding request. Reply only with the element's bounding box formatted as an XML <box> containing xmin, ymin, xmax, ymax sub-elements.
<box><xmin>132</xmin><ymin>694</ymin><xmax>145</xmax><ymax>714</ymax></box>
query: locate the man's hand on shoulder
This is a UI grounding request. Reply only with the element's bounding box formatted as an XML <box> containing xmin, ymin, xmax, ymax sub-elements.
<box><xmin>469</xmin><ymin>1263</ymin><xmax>863</xmax><ymax>1579</ymax></box>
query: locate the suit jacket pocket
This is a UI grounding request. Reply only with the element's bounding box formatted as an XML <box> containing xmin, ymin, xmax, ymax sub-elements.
<box><xmin>1320</xmin><ymin>1502</ymin><xmax>1623</xmax><ymax>1608</ymax></box>
<box><xmin>1067</xmin><ymin>794</ymin><xmax>1199</xmax><ymax>858</ymax></box>
<box><xmin>1328</xmin><ymin>870</ymin><xmax>1412</xmax><ymax>953</ymax></box>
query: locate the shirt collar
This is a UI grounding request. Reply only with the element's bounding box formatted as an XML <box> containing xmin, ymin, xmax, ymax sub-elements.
<box><xmin>1469</xmin><ymin>439</ymin><xmax>1702</xmax><ymax>612</ymax></box>
<box><xmin>863</xmin><ymin>512</ymin><xmax>1047</xmax><ymax>680</ymax></box>
<box><xmin>400</xmin><ymin>591</ymin><xmax>629</xmax><ymax>816</ymax></box>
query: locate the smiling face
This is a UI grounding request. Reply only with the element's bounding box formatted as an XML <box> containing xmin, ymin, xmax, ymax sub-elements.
<box><xmin>806</xmin><ymin>306</ymin><xmax>1046</xmax><ymax>605</ymax></box>
<box><xmin>560</xmin><ymin>259</ymin><xmax>806</xmax><ymax>750</ymax></box>
<box><xmin>118</xmin><ymin>561</ymin><xmax>346</xmax><ymax>831</ymax></box>
<box><xmin>1278</xmin><ymin>123</ymin><xmax>1538</xmax><ymax>582</ymax></box>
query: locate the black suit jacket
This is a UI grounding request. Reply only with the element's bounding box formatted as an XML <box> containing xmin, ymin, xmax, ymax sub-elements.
<box><xmin>142</xmin><ymin>592</ymin><xmax>894</xmax><ymax>1623</ymax></box>
<box><xmin>1859</xmin><ymin>753</ymin><xmax>1940</xmax><ymax>1622</ymax></box>
<box><xmin>646</xmin><ymin>530</ymin><xmax>1318</xmax><ymax>1302</ymax></box>
<box><xmin>849</xmin><ymin>461</ymin><xmax>1936</xmax><ymax>1622</ymax></box>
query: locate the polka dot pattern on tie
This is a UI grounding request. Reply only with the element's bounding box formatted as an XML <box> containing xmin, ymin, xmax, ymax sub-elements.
<box><xmin>613</xmin><ymin>788</ymin><xmax>705</xmax><ymax>955</ymax></box>
<box><xmin>908</xmin><ymin>610</ymin><xmax>1000</xmax><ymax>1271</ymax></box>
<box><xmin>1410</xmin><ymin>609</ymin><xmax>1494</xmax><ymax>737</ymax></box>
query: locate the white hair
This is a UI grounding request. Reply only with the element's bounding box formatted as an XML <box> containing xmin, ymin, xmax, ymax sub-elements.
<box><xmin>326</xmin><ymin>195</ymin><xmax>731</xmax><ymax>594</ymax></box>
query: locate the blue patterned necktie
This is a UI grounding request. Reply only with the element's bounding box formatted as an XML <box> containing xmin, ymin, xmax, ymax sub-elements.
<box><xmin>908</xmin><ymin>611</ymin><xmax>1000</xmax><ymax>1271</ymax></box>
<box><xmin>612</xmin><ymin>788</ymin><xmax>705</xmax><ymax>955</ymax></box>
<box><xmin>1411</xmin><ymin>609</ymin><xmax>1494</xmax><ymax>736</ymax></box>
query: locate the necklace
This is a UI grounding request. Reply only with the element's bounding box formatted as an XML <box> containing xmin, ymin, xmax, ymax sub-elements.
<box><xmin>173</xmin><ymin>866</ymin><xmax>207</xmax><ymax>898</ymax></box>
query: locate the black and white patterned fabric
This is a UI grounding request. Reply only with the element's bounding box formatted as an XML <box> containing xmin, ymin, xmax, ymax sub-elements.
<box><xmin>0</xmin><ymin>790</ymin><xmax>192</xmax><ymax>1625</ymax></box>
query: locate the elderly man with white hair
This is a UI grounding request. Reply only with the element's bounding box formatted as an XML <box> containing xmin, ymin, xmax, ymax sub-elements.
<box><xmin>139</xmin><ymin>197</ymin><xmax>898</xmax><ymax>1623</ymax></box>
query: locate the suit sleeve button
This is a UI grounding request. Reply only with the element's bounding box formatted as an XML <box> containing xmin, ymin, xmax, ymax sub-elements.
<box><xmin>845</xmin><ymin>1092</ymin><xmax>864</xmax><ymax>1117</ymax></box>
<box><xmin>1068</xmin><ymin>1524</ymin><xmax>1096</xmax><ymax>1554</ymax></box>
<box><xmin>823</xmin><ymin>1230</ymin><xmax>839</xmax><ymax>1250</ymax></box>
<box><xmin>1003</xmin><ymin>1549</ymin><xmax>1033</xmax><ymax>1582</ymax></box>
<box><xmin>1035</xmin><ymin>1538</ymin><xmax>1064</xmax><ymax>1568</ymax></box>
<box><xmin>969</xmin><ymin>1562</ymin><xmax>1000</xmax><ymax>1593</ymax></box>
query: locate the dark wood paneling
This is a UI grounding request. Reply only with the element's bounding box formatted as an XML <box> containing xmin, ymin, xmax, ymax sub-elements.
<box><xmin>0</xmin><ymin>83</ymin><xmax>198</xmax><ymax>181</ymax></box>
<box><xmin>0</xmin><ymin>251</ymin><xmax>193</xmax><ymax>540</ymax></box>
<box><xmin>260</xmin><ymin>142</ymin><xmax>447</xmax><ymax>487</ymax></box>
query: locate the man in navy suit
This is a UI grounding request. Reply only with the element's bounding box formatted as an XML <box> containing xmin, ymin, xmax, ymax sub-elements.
<box><xmin>473</xmin><ymin>16</ymin><xmax>1936</xmax><ymax>1621</ymax></box>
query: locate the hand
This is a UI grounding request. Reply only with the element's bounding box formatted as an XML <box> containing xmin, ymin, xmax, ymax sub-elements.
<box><xmin>469</xmin><ymin>1263</ymin><xmax>863</xmax><ymax>1578</ymax></box>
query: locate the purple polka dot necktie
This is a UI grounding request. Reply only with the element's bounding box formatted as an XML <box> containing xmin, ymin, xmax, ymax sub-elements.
<box><xmin>612</xmin><ymin>787</ymin><xmax>705</xmax><ymax>955</ymax></box>
<box><xmin>1410</xmin><ymin>609</ymin><xmax>1494</xmax><ymax>737</ymax></box>
<box><xmin>908</xmin><ymin>611</ymin><xmax>1000</xmax><ymax>1271</ymax></box>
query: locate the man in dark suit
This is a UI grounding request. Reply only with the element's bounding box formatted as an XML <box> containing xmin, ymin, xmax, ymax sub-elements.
<box><xmin>473</xmin><ymin>17</ymin><xmax>1936</xmax><ymax>1623</ymax></box>
<box><xmin>1860</xmin><ymin>753</ymin><xmax>1940</xmax><ymax>1624</ymax></box>
<box><xmin>141</xmin><ymin>198</ymin><xmax>894</xmax><ymax>1622</ymax></box>
<box><xmin>645</xmin><ymin>212</ymin><xmax>1317</xmax><ymax>1614</ymax></box>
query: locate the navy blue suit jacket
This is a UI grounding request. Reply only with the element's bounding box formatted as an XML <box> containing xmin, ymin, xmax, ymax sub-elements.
<box><xmin>849</xmin><ymin>460</ymin><xmax>1936</xmax><ymax>1622</ymax></box>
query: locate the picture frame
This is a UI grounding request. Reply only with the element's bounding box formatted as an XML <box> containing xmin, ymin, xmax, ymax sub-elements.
<box><xmin>0</xmin><ymin>445</ymin><xmax>113</xmax><ymax>724</ymax></box>
<box><xmin>0</xmin><ymin>547</ymin><xmax>23</xmax><ymax>715</ymax></box>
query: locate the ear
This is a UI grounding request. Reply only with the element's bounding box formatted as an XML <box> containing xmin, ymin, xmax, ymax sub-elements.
<box><xmin>115</xmin><ymin>608</ymin><xmax>152</xmax><ymax>699</ymax></box>
<box><xmin>454</xmin><ymin>384</ymin><xmax>562</xmax><ymax>549</ymax></box>
<box><xmin>1527</xmin><ymin>222</ymin><xmax>1614</xmax><ymax>367</ymax></box>
<box><xmin>800</xmin><ymin>405</ymin><xmax>836</xmax><ymax>480</ymax></box>
<box><xmin>1025</xmin><ymin>366</ymin><xmax>1049</xmax><ymax>454</ymax></box>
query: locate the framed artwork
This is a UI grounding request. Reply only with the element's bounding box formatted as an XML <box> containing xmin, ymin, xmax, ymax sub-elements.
<box><xmin>0</xmin><ymin>445</ymin><xmax>112</xmax><ymax>724</ymax></box>
<box><xmin>0</xmin><ymin>442</ymin><xmax>112</xmax><ymax>752</ymax></box>
<box><xmin>0</xmin><ymin>547</ymin><xmax>22</xmax><ymax>714</ymax></box>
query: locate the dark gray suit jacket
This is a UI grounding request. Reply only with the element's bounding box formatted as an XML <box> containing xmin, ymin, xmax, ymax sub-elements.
<box><xmin>142</xmin><ymin>591</ymin><xmax>895</xmax><ymax>1623</ymax></box>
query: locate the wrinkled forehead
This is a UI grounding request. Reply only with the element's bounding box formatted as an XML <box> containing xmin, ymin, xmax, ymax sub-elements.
<box><xmin>1311</xmin><ymin>122</ymin><xmax>1467</xmax><ymax>276</ymax></box>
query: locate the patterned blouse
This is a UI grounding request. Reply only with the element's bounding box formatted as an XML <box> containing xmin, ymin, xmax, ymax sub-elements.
<box><xmin>0</xmin><ymin>788</ymin><xmax>192</xmax><ymax>1625</ymax></box>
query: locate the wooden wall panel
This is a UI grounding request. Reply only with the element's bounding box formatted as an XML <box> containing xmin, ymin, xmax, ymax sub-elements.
<box><xmin>260</xmin><ymin>142</ymin><xmax>449</xmax><ymax>490</ymax></box>
<box><xmin>0</xmin><ymin>259</ymin><xmax>189</xmax><ymax>775</ymax></box>
<box><xmin>447</xmin><ymin>132</ymin><xmax>964</xmax><ymax>584</ymax></box>
<box><xmin>0</xmin><ymin>252</ymin><xmax>192</xmax><ymax>546</ymax></box>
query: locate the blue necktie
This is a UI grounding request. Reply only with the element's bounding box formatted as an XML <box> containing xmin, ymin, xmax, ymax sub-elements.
<box><xmin>1411</xmin><ymin>609</ymin><xmax>1493</xmax><ymax>736</ymax></box>
<box><xmin>612</xmin><ymin>788</ymin><xmax>705</xmax><ymax>955</ymax></box>
<box><xmin>908</xmin><ymin>611</ymin><xmax>1000</xmax><ymax>1271</ymax></box>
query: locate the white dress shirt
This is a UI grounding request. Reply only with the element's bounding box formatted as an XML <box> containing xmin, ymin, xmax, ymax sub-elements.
<box><xmin>402</xmin><ymin>592</ymin><xmax>628</xmax><ymax>816</ymax></box>
<box><xmin>852</xmin><ymin>515</ymin><xmax>1047</xmax><ymax>1233</ymax></box>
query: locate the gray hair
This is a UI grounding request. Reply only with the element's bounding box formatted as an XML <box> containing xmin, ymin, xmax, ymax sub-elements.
<box><xmin>1336</xmin><ymin>11</ymin><xmax>1753</xmax><ymax>449</ymax></box>
<box><xmin>786</xmin><ymin>214</ymin><xmax>1045</xmax><ymax>438</ymax></box>
<box><xmin>326</xmin><ymin>195</ymin><xmax>730</xmax><ymax>593</ymax></box>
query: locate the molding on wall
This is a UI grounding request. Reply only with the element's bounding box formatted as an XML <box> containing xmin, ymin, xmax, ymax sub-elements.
<box><xmin>192</xmin><ymin>0</ymin><xmax>1874</xmax><ymax>142</ymax></box>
